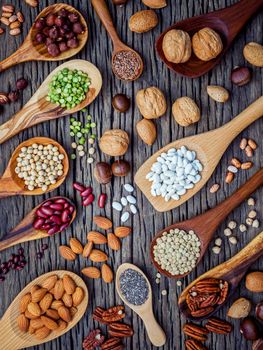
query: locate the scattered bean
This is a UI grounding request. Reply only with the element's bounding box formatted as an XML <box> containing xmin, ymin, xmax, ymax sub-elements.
<box><xmin>228</xmin><ymin>221</ymin><xmax>237</xmax><ymax>229</ymax></box>
<box><xmin>209</xmin><ymin>183</ymin><xmax>220</xmax><ymax>193</ymax></box>
<box><xmin>224</xmin><ymin>228</ymin><xmax>232</xmax><ymax>236</ymax></box>
<box><xmin>239</xmin><ymin>224</ymin><xmax>247</xmax><ymax>232</ymax></box>
<box><xmin>248</xmin><ymin>210</ymin><xmax>257</xmax><ymax>219</ymax></box>
<box><xmin>247</xmin><ymin>197</ymin><xmax>255</xmax><ymax>206</ymax></box>
<box><xmin>229</xmin><ymin>236</ymin><xmax>238</xmax><ymax>245</ymax></box>
<box><xmin>212</xmin><ymin>246</ymin><xmax>221</xmax><ymax>254</ymax></box>
<box><xmin>252</xmin><ymin>219</ymin><xmax>259</xmax><ymax>228</ymax></box>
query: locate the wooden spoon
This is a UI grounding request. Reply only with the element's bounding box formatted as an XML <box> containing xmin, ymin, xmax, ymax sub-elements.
<box><xmin>0</xmin><ymin>270</ymin><xmax>88</xmax><ymax>349</ymax></box>
<box><xmin>0</xmin><ymin>137</ymin><xmax>69</xmax><ymax>198</ymax></box>
<box><xmin>116</xmin><ymin>263</ymin><xmax>166</xmax><ymax>347</ymax></box>
<box><xmin>150</xmin><ymin>167</ymin><xmax>263</xmax><ymax>278</ymax></box>
<box><xmin>156</xmin><ymin>0</ymin><xmax>263</xmax><ymax>78</ymax></box>
<box><xmin>0</xmin><ymin>3</ymin><xmax>88</xmax><ymax>72</ymax></box>
<box><xmin>91</xmin><ymin>0</ymin><xmax>143</xmax><ymax>81</ymax></box>
<box><xmin>0</xmin><ymin>196</ymin><xmax>76</xmax><ymax>252</ymax></box>
<box><xmin>178</xmin><ymin>231</ymin><xmax>263</xmax><ymax>321</ymax></box>
<box><xmin>135</xmin><ymin>96</ymin><xmax>263</xmax><ymax>212</ymax></box>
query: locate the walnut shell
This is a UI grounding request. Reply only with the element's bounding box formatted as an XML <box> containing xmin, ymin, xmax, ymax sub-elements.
<box><xmin>162</xmin><ymin>29</ymin><xmax>192</xmax><ymax>64</ymax></box>
<box><xmin>99</xmin><ymin>129</ymin><xmax>129</xmax><ymax>156</ymax></box>
<box><xmin>142</xmin><ymin>0</ymin><xmax>167</xmax><ymax>8</ymax></box>
<box><xmin>243</xmin><ymin>42</ymin><xmax>263</xmax><ymax>67</ymax></box>
<box><xmin>172</xmin><ymin>97</ymin><xmax>200</xmax><ymax>126</ymax></box>
<box><xmin>129</xmin><ymin>10</ymin><xmax>158</xmax><ymax>33</ymax></box>
<box><xmin>192</xmin><ymin>27</ymin><xmax>223</xmax><ymax>61</ymax></box>
<box><xmin>136</xmin><ymin>86</ymin><xmax>167</xmax><ymax>119</ymax></box>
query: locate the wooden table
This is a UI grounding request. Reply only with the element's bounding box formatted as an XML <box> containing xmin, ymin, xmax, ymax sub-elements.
<box><xmin>0</xmin><ymin>1</ymin><xmax>262</xmax><ymax>349</ymax></box>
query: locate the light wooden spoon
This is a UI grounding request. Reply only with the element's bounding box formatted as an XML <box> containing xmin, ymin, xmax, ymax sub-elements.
<box><xmin>0</xmin><ymin>3</ymin><xmax>88</xmax><ymax>72</ymax></box>
<box><xmin>135</xmin><ymin>96</ymin><xmax>263</xmax><ymax>212</ymax></box>
<box><xmin>0</xmin><ymin>137</ymin><xmax>69</xmax><ymax>198</ymax></box>
<box><xmin>178</xmin><ymin>231</ymin><xmax>263</xmax><ymax>321</ymax></box>
<box><xmin>0</xmin><ymin>59</ymin><xmax>102</xmax><ymax>144</ymax></box>
<box><xmin>0</xmin><ymin>196</ymin><xmax>76</xmax><ymax>252</ymax></box>
<box><xmin>116</xmin><ymin>263</ymin><xmax>166</xmax><ymax>347</ymax></box>
<box><xmin>0</xmin><ymin>270</ymin><xmax>88</xmax><ymax>349</ymax></box>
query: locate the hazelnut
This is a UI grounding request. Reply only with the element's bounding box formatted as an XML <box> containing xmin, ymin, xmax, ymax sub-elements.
<box><xmin>136</xmin><ymin>119</ymin><xmax>157</xmax><ymax>145</ymax></box>
<box><xmin>231</xmin><ymin>66</ymin><xmax>251</xmax><ymax>86</ymax></box>
<box><xmin>256</xmin><ymin>301</ymin><xmax>263</xmax><ymax>321</ymax></box>
<box><xmin>99</xmin><ymin>129</ymin><xmax>129</xmax><ymax>156</ymax></box>
<box><xmin>111</xmin><ymin>160</ymin><xmax>130</xmax><ymax>177</ymax></box>
<box><xmin>192</xmin><ymin>27</ymin><xmax>223</xmax><ymax>61</ymax></box>
<box><xmin>112</xmin><ymin>94</ymin><xmax>130</xmax><ymax>112</ymax></box>
<box><xmin>142</xmin><ymin>0</ymin><xmax>167</xmax><ymax>9</ymax></box>
<box><xmin>94</xmin><ymin>162</ymin><xmax>112</xmax><ymax>184</ymax></box>
<box><xmin>16</xmin><ymin>78</ymin><xmax>28</xmax><ymax>90</ymax></box>
<box><xmin>162</xmin><ymin>29</ymin><xmax>192</xmax><ymax>64</ymax></box>
<box><xmin>136</xmin><ymin>86</ymin><xmax>167</xmax><ymax>119</ymax></box>
<box><xmin>243</xmin><ymin>42</ymin><xmax>263</xmax><ymax>67</ymax></box>
<box><xmin>172</xmin><ymin>97</ymin><xmax>200</xmax><ymax>126</ymax></box>
<box><xmin>240</xmin><ymin>317</ymin><xmax>260</xmax><ymax>341</ymax></box>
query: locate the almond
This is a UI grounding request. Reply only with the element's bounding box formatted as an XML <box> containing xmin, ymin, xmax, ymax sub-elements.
<box><xmin>87</xmin><ymin>231</ymin><xmax>107</xmax><ymax>244</ymax></box>
<box><xmin>54</xmin><ymin>279</ymin><xmax>65</xmax><ymax>300</ymax></box>
<box><xmin>115</xmin><ymin>226</ymin><xmax>132</xmax><ymax>238</ymax></box>
<box><xmin>107</xmin><ymin>233</ymin><xmax>121</xmax><ymax>251</ymax></box>
<box><xmin>57</xmin><ymin>319</ymin><xmax>68</xmax><ymax>331</ymax></box>
<box><xmin>69</xmin><ymin>237</ymin><xmax>84</xmax><ymax>254</ymax></box>
<box><xmin>83</xmin><ymin>241</ymin><xmax>93</xmax><ymax>258</ymax></box>
<box><xmin>142</xmin><ymin>0</ymin><xmax>167</xmax><ymax>8</ymax></box>
<box><xmin>89</xmin><ymin>249</ymin><xmax>108</xmax><ymax>262</ymax></box>
<box><xmin>51</xmin><ymin>300</ymin><xmax>64</xmax><ymax>310</ymax></box>
<box><xmin>29</xmin><ymin>325</ymin><xmax>35</xmax><ymax>334</ymax></box>
<box><xmin>46</xmin><ymin>309</ymin><xmax>60</xmax><ymax>320</ymax></box>
<box><xmin>31</xmin><ymin>288</ymin><xmax>47</xmax><ymax>303</ymax></box>
<box><xmin>41</xmin><ymin>315</ymin><xmax>58</xmax><ymax>330</ymax></box>
<box><xmin>63</xmin><ymin>274</ymin><xmax>76</xmax><ymax>295</ymax></box>
<box><xmin>129</xmin><ymin>10</ymin><xmax>158</xmax><ymax>33</ymax></box>
<box><xmin>59</xmin><ymin>246</ymin><xmax>77</xmax><ymax>261</ymax></box>
<box><xmin>58</xmin><ymin>306</ymin><xmax>72</xmax><ymax>322</ymax></box>
<box><xmin>35</xmin><ymin>326</ymin><xmax>51</xmax><ymax>340</ymax></box>
<box><xmin>30</xmin><ymin>318</ymin><xmax>44</xmax><ymax>330</ymax></box>
<box><xmin>227</xmin><ymin>298</ymin><xmax>252</xmax><ymax>319</ymax></box>
<box><xmin>136</xmin><ymin>119</ymin><xmax>157</xmax><ymax>145</ymax></box>
<box><xmin>27</xmin><ymin>302</ymin><xmax>41</xmax><ymax>317</ymax></box>
<box><xmin>101</xmin><ymin>264</ymin><xmax>114</xmax><ymax>283</ymax></box>
<box><xmin>81</xmin><ymin>267</ymin><xmax>101</xmax><ymax>279</ymax></box>
<box><xmin>42</xmin><ymin>275</ymin><xmax>58</xmax><ymax>290</ymax></box>
<box><xmin>49</xmin><ymin>288</ymin><xmax>55</xmax><ymax>295</ymax></box>
<box><xmin>62</xmin><ymin>293</ymin><xmax>73</xmax><ymax>308</ymax></box>
<box><xmin>39</xmin><ymin>293</ymin><xmax>53</xmax><ymax>312</ymax></box>
<box><xmin>246</xmin><ymin>272</ymin><xmax>263</xmax><ymax>292</ymax></box>
<box><xmin>30</xmin><ymin>285</ymin><xmax>40</xmax><ymax>295</ymax></box>
<box><xmin>243</xmin><ymin>42</ymin><xmax>263</xmax><ymax>67</ymax></box>
<box><xmin>93</xmin><ymin>216</ymin><xmax>113</xmax><ymax>230</ymax></box>
<box><xmin>70</xmin><ymin>306</ymin><xmax>78</xmax><ymax>317</ymax></box>
<box><xmin>72</xmin><ymin>287</ymin><xmax>84</xmax><ymax>307</ymax></box>
<box><xmin>25</xmin><ymin>310</ymin><xmax>39</xmax><ymax>320</ymax></box>
<box><xmin>207</xmin><ymin>85</ymin><xmax>229</xmax><ymax>103</ymax></box>
<box><xmin>17</xmin><ymin>314</ymin><xmax>29</xmax><ymax>332</ymax></box>
<box><xmin>19</xmin><ymin>293</ymin><xmax>31</xmax><ymax>313</ymax></box>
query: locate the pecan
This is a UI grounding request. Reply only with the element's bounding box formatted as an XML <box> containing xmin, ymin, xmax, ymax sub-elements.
<box><xmin>92</xmin><ymin>307</ymin><xmax>109</xmax><ymax>324</ymax></box>
<box><xmin>217</xmin><ymin>281</ymin><xmax>229</xmax><ymax>305</ymax></box>
<box><xmin>191</xmin><ymin>306</ymin><xmax>214</xmax><ymax>318</ymax></box>
<box><xmin>82</xmin><ymin>329</ymin><xmax>105</xmax><ymax>350</ymax></box>
<box><xmin>185</xmin><ymin>339</ymin><xmax>208</xmax><ymax>350</ymax></box>
<box><xmin>183</xmin><ymin>323</ymin><xmax>209</xmax><ymax>342</ymax></box>
<box><xmin>195</xmin><ymin>279</ymin><xmax>221</xmax><ymax>294</ymax></box>
<box><xmin>102</xmin><ymin>306</ymin><xmax>125</xmax><ymax>323</ymax></box>
<box><xmin>205</xmin><ymin>317</ymin><xmax>232</xmax><ymax>334</ymax></box>
<box><xmin>108</xmin><ymin>322</ymin><xmax>134</xmax><ymax>338</ymax></box>
<box><xmin>199</xmin><ymin>294</ymin><xmax>218</xmax><ymax>308</ymax></box>
<box><xmin>100</xmin><ymin>337</ymin><xmax>123</xmax><ymax>350</ymax></box>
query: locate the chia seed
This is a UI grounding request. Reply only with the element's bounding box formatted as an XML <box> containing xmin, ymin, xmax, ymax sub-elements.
<box><xmin>120</xmin><ymin>268</ymin><xmax>149</xmax><ymax>305</ymax></box>
<box><xmin>112</xmin><ymin>50</ymin><xmax>142</xmax><ymax>81</ymax></box>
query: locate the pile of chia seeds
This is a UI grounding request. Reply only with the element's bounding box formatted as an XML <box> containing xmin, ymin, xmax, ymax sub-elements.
<box><xmin>120</xmin><ymin>268</ymin><xmax>149</xmax><ymax>305</ymax></box>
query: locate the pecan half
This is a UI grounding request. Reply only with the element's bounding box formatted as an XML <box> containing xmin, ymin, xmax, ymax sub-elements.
<box><xmin>185</xmin><ymin>339</ymin><xmax>208</xmax><ymax>350</ymax></box>
<box><xmin>195</xmin><ymin>279</ymin><xmax>221</xmax><ymax>294</ymax></box>
<box><xmin>109</xmin><ymin>322</ymin><xmax>134</xmax><ymax>338</ymax></box>
<box><xmin>102</xmin><ymin>306</ymin><xmax>125</xmax><ymax>323</ymax></box>
<box><xmin>82</xmin><ymin>329</ymin><xmax>105</xmax><ymax>350</ymax></box>
<box><xmin>100</xmin><ymin>337</ymin><xmax>123</xmax><ymax>350</ymax></box>
<box><xmin>205</xmin><ymin>317</ymin><xmax>232</xmax><ymax>334</ymax></box>
<box><xmin>191</xmin><ymin>306</ymin><xmax>214</xmax><ymax>318</ymax></box>
<box><xmin>183</xmin><ymin>323</ymin><xmax>209</xmax><ymax>341</ymax></box>
<box><xmin>92</xmin><ymin>307</ymin><xmax>109</xmax><ymax>324</ymax></box>
<box><xmin>217</xmin><ymin>281</ymin><xmax>229</xmax><ymax>305</ymax></box>
<box><xmin>199</xmin><ymin>294</ymin><xmax>218</xmax><ymax>308</ymax></box>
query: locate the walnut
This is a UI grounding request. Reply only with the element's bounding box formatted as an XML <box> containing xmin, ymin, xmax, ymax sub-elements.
<box><xmin>172</xmin><ymin>97</ymin><xmax>200</xmax><ymax>126</ymax></box>
<box><xmin>192</xmin><ymin>27</ymin><xmax>223</xmax><ymax>61</ymax></box>
<box><xmin>136</xmin><ymin>86</ymin><xmax>167</xmax><ymax>119</ymax></box>
<box><xmin>99</xmin><ymin>129</ymin><xmax>129</xmax><ymax>156</ymax></box>
<box><xmin>162</xmin><ymin>29</ymin><xmax>192</xmax><ymax>63</ymax></box>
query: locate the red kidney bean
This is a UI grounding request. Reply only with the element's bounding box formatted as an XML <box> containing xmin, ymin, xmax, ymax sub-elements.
<box><xmin>42</xmin><ymin>200</ymin><xmax>53</xmax><ymax>207</ymax></box>
<box><xmin>45</xmin><ymin>218</ymin><xmax>53</xmax><ymax>224</ymax></box>
<box><xmin>54</xmin><ymin>198</ymin><xmax>67</xmax><ymax>204</ymax></box>
<box><xmin>98</xmin><ymin>193</ymin><xmax>107</xmax><ymax>208</ymax></box>
<box><xmin>36</xmin><ymin>209</ymin><xmax>48</xmax><ymax>218</ymax></box>
<box><xmin>80</xmin><ymin>187</ymin><xmax>93</xmax><ymax>197</ymax></box>
<box><xmin>73</xmin><ymin>182</ymin><xmax>86</xmax><ymax>192</ymax></box>
<box><xmin>48</xmin><ymin>226</ymin><xmax>60</xmax><ymax>235</ymax></box>
<box><xmin>61</xmin><ymin>209</ymin><xmax>70</xmax><ymax>223</ymax></box>
<box><xmin>64</xmin><ymin>202</ymin><xmax>70</xmax><ymax>209</ymax></box>
<box><xmin>53</xmin><ymin>210</ymin><xmax>62</xmax><ymax>215</ymax></box>
<box><xmin>59</xmin><ymin>223</ymin><xmax>69</xmax><ymax>232</ymax></box>
<box><xmin>33</xmin><ymin>218</ymin><xmax>45</xmax><ymax>229</ymax></box>
<box><xmin>50</xmin><ymin>215</ymin><xmax>62</xmax><ymax>225</ymax></box>
<box><xmin>68</xmin><ymin>205</ymin><xmax>75</xmax><ymax>214</ymax></box>
<box><xmin>50</xmin><ymin>203</ymin><xmax>64</xmax><ymax>210</ymax></box>
<box><xmin>83</xmin><ymin>194</ymin><xmax>95</xmax><ymax>206</ymax></box>
<box><xmin>40</xmin><ymin>207</ymin><xmax>54</xmax><ymax>216</ymax></box>
<box><xmin>41</xmin><ymin>224</ymin><xmax>51</xmax><ymax>230</ymax></box>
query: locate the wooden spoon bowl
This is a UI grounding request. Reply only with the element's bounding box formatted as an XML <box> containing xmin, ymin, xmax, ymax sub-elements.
<box><xmin>0</xmin><ymin>3</ymin><xmax>88</xmax><ymax>72</ymax></box>
<box><xmin>0</xmin><ymin>137</ymin><xmax>69</xmax><ymax>198</ymax></box>
<box><xmin>156</xmin><ymin>0</ymin><xmax>263</xmax><ymax>78</ymax></box>
<box><xmin>150</xmin><ymin>167</ymin><xmax>263</xmax><ymax>278</ymax></box>
<box><xmin>0</xmin><ymin>270</ymin><xmax>88</xmax><ymax>349</ymax></box>
<box><xmin>178</xmin><ymin>231</ymin><xmax>263</xmax><ymax>321</ymax></box>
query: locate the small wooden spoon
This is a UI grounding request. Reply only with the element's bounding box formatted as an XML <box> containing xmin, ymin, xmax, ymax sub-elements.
<box><xmin>0</xmin><ymin>3</ymin><xmax>88</xmax><ymax>72</ymax></box>
<box><xmin>0</xmin><ymin>270</ymin><xmax>88</xmax><ymax>349</ymax></box>
<box><xmin>116</xmin><ymin>263</ymin><xmax>166</xmax><ymax>347</ymax></box>
<box><xmin>135</xmin><ymin>96</ymin><xmax>263</xmax><ymax>212</ymax></box>
<box><xmin>0</xmin><ymin>137</ymin><xmax>69</xmax><ymax>198</ymax></box>
<box><xmin>0</xmin><ymin>59</ymin><xmax>102</xmax><ymax>144</ymax></box>
<box><xmin>178</xmin><ymin>231</ymin><xmax>263</xmax><ymax>321</ymax></box>
<box><xmin>0</xmin><ymin>196</ymin><xmax>76</xmax><ymax>252</ymax></box>
<box><xmin>91</xmin><ymin>0</ymin><xmax>143</xmax><ymax>81</ymax></box>
<box><xmin>156</xmin><ymin>0</ymin><xmax>263</xmax><ymax>78</ymax></box>
<box><xmin>150</xmin><ymin>167</ymin><xmax>263</xmax><ymax>278</ymax></box>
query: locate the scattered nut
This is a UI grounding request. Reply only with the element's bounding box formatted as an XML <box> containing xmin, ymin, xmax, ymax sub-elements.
<box><xmin>239</xmin><ymin>224</ymin><xmax>247</xmax><ymax>232</ymax></box>
<box><xmin>112</xmin><ymin>93</ymin><xmax>130</xmax><ymax>113</ymax></box>
<box><xmin>228</xmin><ymin>221</ymin><xmax>237</xmax><ymax>230</ymax></box>
<box><xmin>240</xmin><ymin>138</ymin><xmax>248</xmax><ymax>150</ymax></box>
<box><xmin>214</xmin><ymin>238</ymin><xmax>222</xmax><ymax>246</ymax></box>
<box><xmin>256</xmin><ymin>301</ymin><xmax>263</xmax><ymax>321</ymax></box>
<box><xmin>212</xmin><ymin>246</ymin><xmax>221</xmax><ymax>254</ymax></box>
<box><xmin>252</xmin><ymin>219</ymin><xmax>259</xmax><ymax>228</ymax></box>
<box><xmin>99</xmin><ymin>129</ymin><xmax>129</xmax><ymax>156</ymax></box>
<box><xmin>136</xmin><ymin>86</ymin><xmax>167</xmax><ymax>119</ymax></box>
<box><xmin>10</xmin><ymin>28</ymin><xmax>21</xmax><ymax>35</ymax></box>
<box><xmin>248</xmin><ymin>210</ymin><xmax>257</xmax><ymax>219</ymax></box>
<box><xmin>225</xmin><ymin>171</ymin><xmax>234</xmax><ymax>184</ymax></box>
<box><xmin>231</xmin><ymin>67</ymin><xmax>251</xmax><ymax>86</ymax></box>
<box><xmin>17</xmin><ymin>11</ymin><xmax>24</xmax><ymax>23</ymax></box>
<box><xmin>209</xmin><ymin>183</ymin><xmax>220</xmax><ymax>193</ymax></box>
<box><xmin>129</xmin><ymin>10</ymin><xmax>158</xmax><ymax>33</ymax></box>
<box><xmin>207</xmin><ymin>85</ymin><xmax>229</xmax><ymax>103</ymax></box>
<box><xmin>142</xmin><ymin>0</ymin><xmax>167</xmax><ymax>8</ymax></box>
<box><xmin>243</xmin><ymin>42</ymin><xmax>263</xmax><ymax>67</ymax></box>
<box><xmin>136</xmin><ymin>119</ymin><xmax>157</xmax><ymax>145</ymax></box>
<box><xmin>246</xmin><ymin>272</ymin><xmax>263</xmax><ymax>292</ymax></box>
<box><xmin>224</xmin><ymin>228</ymin><xmax>232</xmax><ymax>237</ymax></box>
<box><xmin>246</xmin><ymin>218</ymin><xmax>253</xmax><ymax>226</ymax></box>
<box><xmin>162</xmin><ymin>29</ymin><xmax>192</xmax><ymax>63</ymax></box>
<box><xmin>172</xmin><ymin>96</ymin><xmax>200</xmax><ymax>126</ymax></box>
<box><xmin>241</xmin><ymin>162</ymin><xmax>253</xmax><ymax>170</ymax></box>
<box><xmin>192</xmin><ymin>27</ymin><xmax>223</xmax><ymax>61</ymax></box>
<box><xmin>94</xmin><ymin>162</ymin><xmax>112</xmax><ymax>184</ymax></box>
<box><xmin>253</xmin><ymin>339</ymin><xmax>263</xmax><ymax>350</ymax></box>
<box><xmin>245</xmin><ymin>145</ymin><xmax>253</xmax><ymax>157</ymax></box>
<box><xmin>231</xmin><ymin>158</ymin><xmax>241</xmax><ymax>168</ymax></box>
<box><xmin>111</xmin><ymin>160</ymin><xmax>130</xmax><ymax>177</ymax></box>
<box><xmin>227</xmin><ymin>298</ymin><xmax>252</xmax><ymax>319</ymax></box>
<box><xmin>229</xmin><ymin>236</ymin><xmax>237</xmax><ymax>245</ymax></box>
<box><xmin>247</xmin><ymin>197</ymin><xmax>255</xmax><ymax>206</ymax></box>
<box><xmin>240</xmin><ymin>317</ymin><xmax>260</xmax><ymax>341</ymax></box>
<box><xmin>25</xmin><ymin>0</ymin><xmax>39</xmax><ymax>7</ymax></box>
<box><xmin>0</xmin><ymin>16</ymin><xmax>10</xmax><ymax>26</ymax></box>
<box><xmin>248</xmin><ymin>139</ymin><xmax>257</xmax><ymax>150</ymax></box>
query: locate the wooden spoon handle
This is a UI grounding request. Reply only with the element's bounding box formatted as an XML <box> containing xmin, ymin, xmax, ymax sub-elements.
<box><xmin>0</xmin><ymin>45</ymin><xmax>34</xmax><ymax>73</ymax></box>
<box><xmin>0</xmin><ymin>225</ymin><xmax>36</xmax><ymax>252</ymax></box>
<box><xmin>140</xmin><ymin>308</ymin><xmax>166</xmax><ymax>347</ymax></box>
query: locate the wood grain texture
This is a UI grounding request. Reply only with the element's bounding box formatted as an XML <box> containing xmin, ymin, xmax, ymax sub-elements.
<box><xmin>0</xmin><ymin>1</ymin><xmax>262</xmax><ymax>350</ymax></box>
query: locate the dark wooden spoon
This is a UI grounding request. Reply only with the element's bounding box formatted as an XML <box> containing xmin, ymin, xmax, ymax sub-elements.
<box><xmin>178</xmin><ymin>230</ymin><xmax>263</xmax><ymax>321</ymax></box>
<box><xmin>156</xmin><ymin>0</ymin><xmax>263</xmax><ymax>78</ymax></box>
<box><xmin>150</xmin><ymin>167</ymin><xmax>263</xmax><ymax>278</ymax></box>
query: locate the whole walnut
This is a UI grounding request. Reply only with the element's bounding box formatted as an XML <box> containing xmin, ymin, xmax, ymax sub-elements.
<box><xmin>192</xmin><ymin>27</ymin><xmax>223</xmax><ymax>61</ymax></box>
<box><xmin>162</xmin><ymin>29</ymin><xmax>192</xmax><ymax>63</ymax></box>
<box><xmin>99</xmin><ymin>129</ymin><xmax>129</xmax><ymax>156</ymax></box>
<box><xmin>136</xmin><ymin>86</ymin><xmax>167</xmax><ymax>119</ymax></box>
<box><xmin>172</xmin><ymin>97</ymin><xmax>200</xmax><ymax>126</ymax></box>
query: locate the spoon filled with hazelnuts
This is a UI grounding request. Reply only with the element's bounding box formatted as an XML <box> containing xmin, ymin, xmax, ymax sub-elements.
<box><xmin>156</xmin><ymin>0</ymin><xmax>263</xmax><ymax>78</ymax></box>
